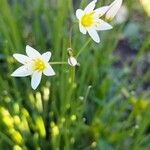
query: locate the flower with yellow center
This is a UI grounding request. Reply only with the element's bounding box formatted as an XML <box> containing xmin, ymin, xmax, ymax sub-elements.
<box><xmin>76</xmin><ymin>0</ymin><xmax>112</xmax><ymax>43</ymax></box>
<box><xmin>33</xmin><ymin>58</ymin><xmax>46</xmax><ymax>72</ymax></box>
<box><xmin>76</xmin><ymin>0</ymin><xmax>123</xmax><ymax>43</ymax></box>
<box><xmin>81</xmin><ymin>12</ymin><xmax>95</xmax><ymax>27</ymax></box>
<box><xmin>11</xmin><ymin>45</ymin><xmax>55</xmax><ymax>90</ymax></box>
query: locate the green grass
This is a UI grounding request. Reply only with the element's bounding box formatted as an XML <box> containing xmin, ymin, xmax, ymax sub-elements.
<box><xmin>0</xmin><ymin>0</ymin><xmax>150</xmax><ymax>150</ymax></box>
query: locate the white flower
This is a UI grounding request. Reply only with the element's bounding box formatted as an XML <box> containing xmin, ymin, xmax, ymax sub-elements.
<box><xmin>105</xmin><ymin>0</ymin><xmax>123</xmax><ymax>21</ymax></box>
<box><xmin>11</xmin><ymin>45</ymin><xmax>55</xmax><ymax>90</ymax></box>
<box><xmin>115</xmin><ymin>5</ymin><xmax>128</xmax><ymax>24</ymax></box>
<box><xmin>68</xmin><ymin>56</ymin><xmax>78</xmax><ymax>66</ymax></box>
<box><xmin>76</xmin><ymin>0</ymin><xmax>113</xmax><ymax>43</ymax></box>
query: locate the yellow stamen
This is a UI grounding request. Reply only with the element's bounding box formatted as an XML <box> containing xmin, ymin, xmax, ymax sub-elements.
<box><xmin>105</xmin><ymin>16</ymin><xmax>113</xmax><ymax>22</ymax></box>
<box><xmin>33</xmin><ymin>58</ymin><xmax>46</xmax><ymax>72</ymax></box>
<box><xmin>81</xmin><ymin>12</ymin><xmax>95</xmax><ymax>27</ymax></box>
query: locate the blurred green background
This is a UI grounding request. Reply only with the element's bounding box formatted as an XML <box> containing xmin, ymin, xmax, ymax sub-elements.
<box><xmin>0</xmin><ymin>0</ymin><xmax>150</xmax><ymax>149</ymax></box>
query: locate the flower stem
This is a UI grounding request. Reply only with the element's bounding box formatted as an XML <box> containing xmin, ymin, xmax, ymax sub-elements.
<box><xmin>76</xmin><ymin>38</ymin><xmax>91</xmax><ymax>58</ymax></box>
<box><xmin>69</xmin><ymin>26</ymin><xmax>73</xmax><ymax>48</ymax></box>
<box><xmin>71</xmin><ymin>67</ymin><xmax>75</xmax><ymax>87</ymax></box>
<box><xmin>49</xmin><ymin>62</ymin><xmax>67</xmax><ymax>65</ymax></box>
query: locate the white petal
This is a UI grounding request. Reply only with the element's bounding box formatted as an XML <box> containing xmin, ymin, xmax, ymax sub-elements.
<box><xmin>76</xmin><ymin>9</ymin><xmax>84</xmax><ymax>19</ymax></box>
<box><xmin>68</xmin><ymin>57</ymin><xmax>78</xmax><ymax>66</ymax></box>
<box><xmin>106</xmin><ymin>0</ymin><xmax>123</xmax><ymax>20</ymax></box>
<box><xmin>11</xmin><ymin>65</ymin><xmax>32</xmax><ymax>77</ymax></box>
<box><xmin>87</xmin><ymin>28</ymin><xmax>100</xmax><ymax>43</ymax></box>
<box><xmin>13</xmin><ymin>54</ymin><xmax>30</xmax><ymax>65</ymax></box>
<box><xmin>26</xmin><ymin>45</ymin><xmax>41</xmax><ymax>59</ymax></box>
<box><xmin>94</xmin><ymin>6</ymin><xmax>109</xmax><ymax>17</ymax></box>
<box><xmin>42</xmin><ymin>52</ymin><xmax>51</xmax><ymax>62</ymax></box>
<box><xmin>84</xmin><ymin>0</ymin><xmax>97</xmax><ymax>13</ymax></box>
<box><xmin>115</xmin><ymin>6</ymin><xmax>128</xmax><ymax>24</ymax></box>
<box><xmin>43</xmin><ymin>64</ymin><xmax>55</xmax><ymax>76</ymax></box>
<box><xmin>95</xmin><ymin>19</ymin><xmax>113</xmax><ymax>31</ymax></box>
<box><xmin>31</xmin><ymin>71</ymin><xmax>42</xmax><ymax>90</ymax></box>
<box><xmin>79</xmin><ymin>23</ymin><xmax>87</xmax><ymax>34</ymax></box>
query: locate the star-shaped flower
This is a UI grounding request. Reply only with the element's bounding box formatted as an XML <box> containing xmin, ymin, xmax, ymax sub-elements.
<box><xmin>76</xmin><ymin>0</ymin><xmax>122</xmax><ymax>43</ymax></box>
<box><xmin>11</xmin><ymin>45</ymin><xmax>55</xmax><ymax>90</ymax></box>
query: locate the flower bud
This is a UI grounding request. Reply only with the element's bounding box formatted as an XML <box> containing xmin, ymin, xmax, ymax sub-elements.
<box><xmin>105</xmin><ymin>0</ymin><xmax>123</xmax><ymax>21</ymax></box>
<box><xmin>68</xmin><ymin>57</ymin><xmax>78</xmax><ymax>67</ymax></box>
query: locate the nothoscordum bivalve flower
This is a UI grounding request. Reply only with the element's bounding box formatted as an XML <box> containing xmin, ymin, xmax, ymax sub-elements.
<box><xmin>11</xmin><ymin>45</ymin><xmax>55</xmax><ymax>90</ymax></box>
<box><xmin>76</xmin><ymin>0</ymin><xmax>113</xmax><ymax>43</ymax></box>
<box><xmin>105</xmin><ymin>0</ymin><xmax>123</xmax><ymax>21</ymax></box>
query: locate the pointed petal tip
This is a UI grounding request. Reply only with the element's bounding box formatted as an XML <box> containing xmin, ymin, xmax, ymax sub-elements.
<box><xmin>31</xmin><ymin>72</ymin><xmax>42</xmax><ymax>90</ymax></box>
<box><xmin>26</xmin><ymin>45</ymin><xmax>41</xmax><ymax>58</ymax></box>
<box><xmin>42</xmin><ymin>51</ymin><xmax>52</xmax><ymax>62</ymax></box>
<box><xmin>31</xmin><ymin>86</ymin><xmax>37</xmax><ymax>90</ymax></box>
<box><xmin>26</xmin><ymin>45</ymin><xmax>30</xmax><ymax>50</ymax></box>
<box><xmin>11</xmin><ymin>65</ymin><xmax>32</xmax><ymax>77</ymax></box>
<box><xmin>13</xmin><ymin>53</ymin><xmax>17</xmax><ymax>57</ymax></box>
<box><xmin>10</xmin><ymin>72</ymin><xmax>21</xmax><ymax>77</ymax></box>
<box><xmin>95</xmin><ymin>39</ymin><xmax>100</xmax><ymax>43</ymax></box>
<box><xmin>52</xmin><ymin>72</ymin><xmax>56</xmax><ymax>76</ymax></box>
<box><xmin>11</xmin><ymin>73</ymin><xmax>15</xmax><ymax>77</ymax></box>
<box><xmin>26</xmin><ymin>45</ymin><xmax>31</xmax><ymax>48</ymax></box>
<box><xmin>88</xmin><ymin>28</ymin><xmax>100</xmax><ymax>43</ymax></box>
<box><xmin>84</xmin><ymin>0</ymin><xmax>97</xmax><ymax>13</ymax></box>
<box><xmin>13</xmin><ymin>53</ymin><xmax>20</xmax><ymax>59</ymax></box>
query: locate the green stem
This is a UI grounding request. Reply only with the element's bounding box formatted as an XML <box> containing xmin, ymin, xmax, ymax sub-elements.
<box><xmin>0</xmin><ymin>131</ymin><xmax>14</xmax><ymax>146</ymax></box>
<box><xmin>69</xmin><ymin>26</ymin><xmax>73</xmax><ymax>48</ymax></box>
<box><xmin>71</xmin><ymin>67</ymin><xmax>75</xmax><ymax>87</ymax></box>
<box><xmin>76</xmin><ymin>38</ymin><xmax>91</xmax><ymax>58</ymax></box>
<box><xmin>49</xmin><ymin>62</ymin><xmax>67</xmax><ymax>65</ymax></box>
